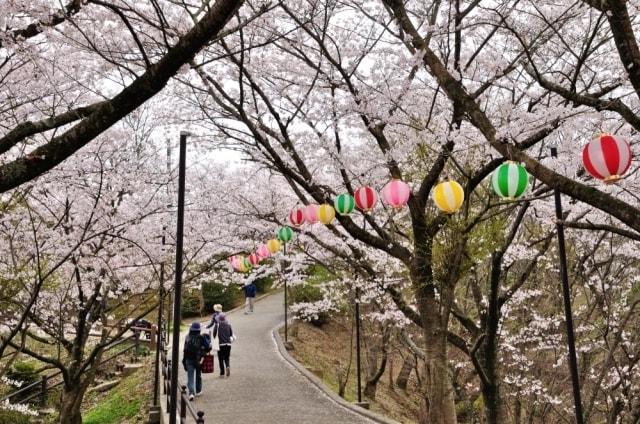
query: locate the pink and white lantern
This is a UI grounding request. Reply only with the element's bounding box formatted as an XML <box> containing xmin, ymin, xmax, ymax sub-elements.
<box><xmin>582</xmin><ymin>134</ymin><xmax>633</xmax><ymax>183</ymax></box>
<box><xmin>229</xmin><ymin>255</ymin><xmax>241</xmax><ymax>271</ymax></box>
<box><xmin>289</xmin><ymin>208</ymin><xmax>306</xmax><ymax>226</ymax></box>
<box><xmin>304</xmin><ymin>204</ymin><xmax>320</xmax><ymax>224</ymax></box>
<box><xmin>257</xmin><ymin>244</ymin><xmax>270</xmax><ymax>259</ymax></box>
<box><xmin>381</xmin><ymin>179</ymin><xmax>411</xmax><ymax>208</ymax></box>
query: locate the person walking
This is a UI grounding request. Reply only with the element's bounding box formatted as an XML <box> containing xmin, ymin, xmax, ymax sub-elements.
<box><xmin>205</xmin><ymin>304</ymin><xmax>222</xmax><ymax>353</ymax></box>
<box><xmin>182</xmin><ymin>322</ymin><xmax>211</xmax><ymax>401</ymax></box>
<box><xmin>241</xmin><ymin>282</ymin><xmax>257</xmax><ymax>314</ymax></box>
<box><xmin>205</xmin><ymin>304</ymin><xmax>223</xmax><ymax>329</ymax></box>
<box><xmin>211</xmin><ymin>312</ymin><xmax>234</xmax><ymax>378</ymax></box>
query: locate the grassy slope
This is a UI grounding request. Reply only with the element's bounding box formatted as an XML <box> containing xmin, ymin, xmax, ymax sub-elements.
<box><xmin>285</xmin><ymin>319</ymin><xmax>422</xmax><ymax>424</ymax></box>
<box><xmin>82</xmin><ymin>354</ymin><xmax>154</xmax><ymax>424</ymax></box>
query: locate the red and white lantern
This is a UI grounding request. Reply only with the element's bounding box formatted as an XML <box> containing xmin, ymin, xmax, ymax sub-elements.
<box><xmin>289</xmin><ymin>208</ymin><xmax>306</xmax><ymax>226</ymax></box>
<box><xmin>354</xmin><ymin>186</ymin><xmax>377</xmax><ymax>212</ymax></box>
<box><xmin>582</xmin><ymin>134</ymin><xmax>633</xmax><ymax>183</ymax></box>
<box><xmin>304</xmin><ymin>204</ymin><xmax>319</xmax><ymax>224</ymax></box>
<box><xmin>381</xmin><ymin>179</ymin><xmax>411</xmax><ymax>208</ymax></box>
<box><xmin>257</xmin><ymin>244</ymin><xmax>270</xmax><ymax>259</ymax></box>
<box><xmin>248</xmin><ymin>253</ymin><xmax>261</xmax><ymax>266</ymax></box>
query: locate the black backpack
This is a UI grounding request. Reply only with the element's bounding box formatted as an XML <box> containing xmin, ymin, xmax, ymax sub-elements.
<box><xmin>184</xmin><ymin>335</ymin><xmax>202</xmax><ymax>360</ymax></box>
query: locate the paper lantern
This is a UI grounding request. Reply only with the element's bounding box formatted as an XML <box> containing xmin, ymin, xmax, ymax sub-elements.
<box><xmin>248</xmin><ymin>253</ymin><xmax>261</xmax><ymax>266</ymax></box>
<box><xmin>334</xmin><ymin>194</ymin><xmax>355</xmax><ymax>215</ymax></box>
<box><xmin>232</xmin><ymin>255</ymin><xmax>247</xmax><ymax>272</ymax></box>
<box><xmin>277</xmin><ymin>226</ymin><xmax>294</xmax><ymax>242</ymax></box>
<box><xmin>304</xmin><ymin>204</ymin><xmax>319</xmax><ymax>224</ymax></box>
<box><xmin>318</xmin><ymin>204</ymin><xmax>336</xmax><ymax>224</ymax></box>
<box><xmin>582</xmin><ymin>134</ymin><xmax>632</xmax><ymax>183</ymax></box>
<box><xmin>354</xmin><ymin>186</ymin><xmax>377</xmax><ymax>212</ymax></box>
<box><xmin>289</xmin><ymin>208</ymin><xmax>306</xmax><ymax>226</ymax></box>
<box><xmin>433</xmin><ymin>181</ymin><xmax>464</xmax><ymax>214</ymax></box>
<box><xmin>241</xmin><ymin>257</ymin><xmax>252</xmax><ymax>272</ymax></box>
<box><xmin>267</xmin><ymin>238</ymin><xmax>281</xmax><ymax>253</ymax></box>
<box><xmin>381</xmin><ymin>179</ymin><xmax>411</xmax><ymax>208</ymax></box>
<box><xmin>491</xmin><ymin>162</ymin><xmax>529</xmax><ymax>200</ymax></box>
<box><xmin>257</xmin><ymin>244</ymin><xmax>270</xmax><ymax>259</ymax></box>
<box><xmin>228</xmin><ymin>256</ymin><xmax>240</xmax><ymax>271</ymax></box>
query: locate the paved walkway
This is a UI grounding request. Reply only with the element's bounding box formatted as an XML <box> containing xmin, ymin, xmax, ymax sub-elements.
<box><xmin>168</xmin><ymin>292</ymin><xmax>375</xmax><ymax>424</ymax></box>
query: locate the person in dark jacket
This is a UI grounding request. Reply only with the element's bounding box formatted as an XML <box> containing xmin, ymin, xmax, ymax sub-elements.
<box><xmin>211</xmin><ymin>313</ymin><xmax>234</xmax><ymax>378</ymax></box>
<box><xmin>241</xmin><ymin>282</ymin><xmax>257</xmax><ymax>314</ymax></box>
<box><xmin>182</xmin><ymin>322</ymin><xmax>211</xmax><ymax>400</ymax></box>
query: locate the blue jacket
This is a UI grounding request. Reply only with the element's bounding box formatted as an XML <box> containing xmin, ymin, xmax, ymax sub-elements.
<box><xmin>243</xmin><ymin>283</ymin><xmax>257</xmax><ymax>298</ymax></box>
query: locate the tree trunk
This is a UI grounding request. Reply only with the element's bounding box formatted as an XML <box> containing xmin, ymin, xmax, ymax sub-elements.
<box><xmin>364</xmin><ymin>325</ymin><xmax>389</xmax><ymax>401</ymax></box>
<box><xmin>364</xmin><ymin>347</ymin><xmax>387</xmax><ymax>400</ymax></box>
<box><xmin>481</xmin><ymin>380</ymin><xmax>508</xmax><ymax>424</ymax></box>
<box><xmin>59</xmin><ymin>383</ymin><xmax>87</xmax><ymax>424</ymax></box>
<box><xmin>417</xmin><ymin>290</ymin><xmax>457</xmax><ymax>424</ymax></box>
<box><xmin>396</xmin><ymin>354</ymin><xmax>415</xmax><ymax>390</ymax></box>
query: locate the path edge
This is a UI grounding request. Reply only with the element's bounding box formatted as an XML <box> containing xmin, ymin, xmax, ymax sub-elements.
<box><xmin>271</xmin><ymin>322</ymin><xmax>401</xmax><ymax>424</ymax></box>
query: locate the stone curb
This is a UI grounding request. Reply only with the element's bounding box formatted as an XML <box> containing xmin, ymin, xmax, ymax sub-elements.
<box><xmin>271</xmin><ymin>322</ymin><xmax>401</xmax><ymax>424</ymax></box>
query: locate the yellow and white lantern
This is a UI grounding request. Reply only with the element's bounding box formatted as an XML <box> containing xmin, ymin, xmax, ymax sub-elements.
<box><xmin>432</xmin><ymin>181</ymin><xmax>465</xmax><ymax>214</ymax></box>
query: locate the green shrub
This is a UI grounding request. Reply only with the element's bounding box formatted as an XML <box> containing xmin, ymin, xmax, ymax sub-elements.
<box><xmin>201</xmin><ymin>282</ymin><xmax>242</xmax><ymax>313</ymax></box>
<box><xmin>5</xmin><ymin>361</ymin><xmax>40</xmax><ymax>404</ymax></box>
<box><xmin>181</xmin><ymin>289</ymin><xmax>201</xmax><ymax>318</ymax></box>
<box><xmin>253</xmin><ymin>276</ymin><xmax>273</xmax><ymax>294</ymax></box>
<box><xmin>0</xmin><ymin>409</ymin><xmax>33</xmax><ymax>424</ymax></box>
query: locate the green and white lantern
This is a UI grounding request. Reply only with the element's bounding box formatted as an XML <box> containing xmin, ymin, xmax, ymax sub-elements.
<box><xmin>277</xmin><ymin>226</ymin><xmax>294</xmax><ymax>242</ymax></box>
<box><xmin>491</xmin><ymin>162</ymin><xmax>529</xmax><ymax>200</ymax></box>
<box><xmin>334</xmin><ymin>194</ymin><xmax>355</xmax><ymax>216</ymax></box>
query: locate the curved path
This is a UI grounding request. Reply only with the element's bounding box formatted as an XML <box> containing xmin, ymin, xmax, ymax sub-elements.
<box><xmin>169</xmin><ymin>292</ymin><xmax>375</xmax><ymax>424</ymax></box>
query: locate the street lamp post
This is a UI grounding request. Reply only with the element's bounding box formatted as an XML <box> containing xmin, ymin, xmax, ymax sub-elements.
<box><xmin>152</xmin><ymin>257</ymin><xmax>164</xmax><ymax>408</ymax></box>
<box><xmin>169</xmin><ymin>132</ymin><xmax>188</xmax><ymax>424</ymax></box>
<box><xmin>550</xmin><ymin>146</ymin><xmax>584</xmax><ymax>424</ymax></box>
<box><xmin>355</xmin><ymin>287</ymin><xmax>362</xmax><ymax>404</ymax></box>
<box><xmin>282</xmin><ymin>242</ymin><xmax>293</xmax><ymax>349</ymax></box>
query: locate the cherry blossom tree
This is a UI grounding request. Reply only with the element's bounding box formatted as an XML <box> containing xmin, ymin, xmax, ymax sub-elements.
<box><xmin>166</xmin><ymin>1</ymin><xmax>640</xmax><ymax>422</ymax></box>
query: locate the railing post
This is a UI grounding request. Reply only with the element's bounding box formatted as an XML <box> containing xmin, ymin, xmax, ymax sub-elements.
<box><xmin>151</xmin><ymin>325</ymin><xmax>157</xmax><ymax>346</ymax></box>
<box><xmin>40</xmin><ymin>375</ymin><xmax>47</xmax><ymax>407</ymax></box>
<box><xmin>196</xmin><ymin>411</ymin><xmax>205</xmax><ymax>423</ymax></box>
<box><xmin>166</xmin><ymin>360</ymin><xmax>172</xmax><ymax>410</ymax></box>
<box><xmin>180</xmin><ymin>385</ymin><xmax>187</xmax><ymax>423</ymax></box>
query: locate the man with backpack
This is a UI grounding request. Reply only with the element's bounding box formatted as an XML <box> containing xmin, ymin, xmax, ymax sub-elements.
<box><xmin>182</xmin><ymin>322</ymin><xmax>211</xmax><ymax>401</ymax></box>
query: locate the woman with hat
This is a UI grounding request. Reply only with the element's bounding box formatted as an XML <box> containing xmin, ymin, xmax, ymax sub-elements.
<box><xmin>205</xmin><ymin>304</ymin><xmax>223</xmax><ymax>352</ymax></box>
<box><xmin>182</xmin><ymin>322</ymin><xmax>211</xmax><ymax>400</ymax></box>
<box><xmin>205</xmin><ymin>304</ymin><xmax>223</xmax><ymax>329</ymax></box>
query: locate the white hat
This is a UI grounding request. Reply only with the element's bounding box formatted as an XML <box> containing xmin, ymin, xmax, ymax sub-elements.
<box><xmin>213</xmin><ymin>304</ymin><xmax>223</xmax><ymax>312</ymax></box>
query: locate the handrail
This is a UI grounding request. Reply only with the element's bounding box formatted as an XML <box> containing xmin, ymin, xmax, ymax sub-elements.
<box><xmin>0</xmin><ymin>332</ymin><xmax>143</xmax><ymax>405</ymax></box>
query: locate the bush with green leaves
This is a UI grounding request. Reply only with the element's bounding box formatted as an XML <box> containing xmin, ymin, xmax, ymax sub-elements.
<box><xmin>0</xmin><ymin>409</ymin><xmax>33</xmax><ymax>424</ymax></box>
<box><xmin>5</xmin><ymin>361</ymin><xmax>40</xmax><ymax>404</ymax></box>
<box><xmin>181</xmin><ymin>289</ymin><xmax>201</xmax><ymax>318</ymax></box>
<box><xmin>253</xmin><ymin>276</ymin><xmax>273</xmax><ymax>294</ymax></box>
<box><xmin>201</xmin><ymin>282</ymin><xmax>242</xmax><ymax>313</ymax></box>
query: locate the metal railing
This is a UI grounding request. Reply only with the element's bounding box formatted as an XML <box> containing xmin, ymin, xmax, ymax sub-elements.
<box><xmin>0</xmin><ymin>329</ymin><xmax>146</xmax><ymax>406</ymax></box>
<box><xmin>160</xmin><ymin>334</ymin><xmax>206</xmax><ymax>423</ymax></box>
